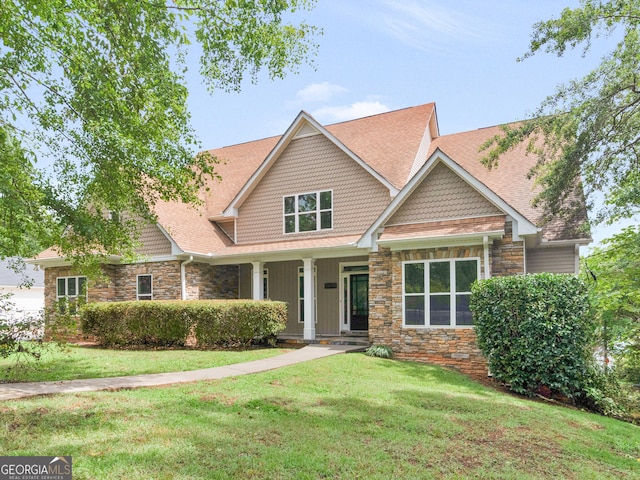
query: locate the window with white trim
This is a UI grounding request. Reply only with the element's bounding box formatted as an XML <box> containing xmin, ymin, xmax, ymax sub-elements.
<box><xmin>56</xmin><ymin>276</ymin><xmax>87</xmax><ymax>313</ymax></box>
<box><xmin>297</xmin><ymin>266</ymin><xmax>317</xmax><ymax>323</ymax></box>
<box><xmin>403</xmin><ymin>259</ymin><xmax>479</xmax><ymax>327</ymax></box>
<box><xmin>137</xmin><ymin>274</ymin><xmax>153</xmax><ymax>301</ymax></box>
<box><xmin>284</xmin><ymin>190</ymin><xmax>332</xmax><ymax>233</ymax></box>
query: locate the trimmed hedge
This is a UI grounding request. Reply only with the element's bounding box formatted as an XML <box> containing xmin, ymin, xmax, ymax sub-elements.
<box><xmin>81</xmin><ymin>300</ymin><xmax>287</xmax><ymax>348</ymax></box>
<box><xmin>193</xmin><ymin>301</ymin><xmax>287</xmax><ymax>348</ymax></box>
<box><xmin>470</xmin><ymin>273</ymin><xmax>594</xmax><ymax>398</ymax></box>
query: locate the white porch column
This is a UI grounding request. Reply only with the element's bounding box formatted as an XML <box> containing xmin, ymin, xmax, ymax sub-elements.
<box><xmin>483</xmin><ymin>236</ymin><xmax>491</xmax><ymax>279</ymax></box>
<box><xmin>251</xmin><ymin>261</ymin><xmax>264</xmax><ymax>300</ymax></box>
<box><xmin>303</xmin><ymin>257</ymin><xmax>316</xmax><ymax>340</ymax></box>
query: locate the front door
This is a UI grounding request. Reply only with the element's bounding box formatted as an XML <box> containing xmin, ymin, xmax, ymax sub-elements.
<box><xmin>349</xmin><ymin>273</ymin><xmax>369</xmax><ymax>331</ymax></box>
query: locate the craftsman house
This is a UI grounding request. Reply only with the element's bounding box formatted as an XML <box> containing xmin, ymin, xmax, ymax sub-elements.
<box><xmin>32</xmin><ymin>103</ymin><xmax>590</xmax><ymax>374</ymax></box>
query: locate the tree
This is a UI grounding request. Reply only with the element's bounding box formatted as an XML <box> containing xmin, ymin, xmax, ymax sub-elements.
<box><xmin>482</xmin><ymin>0</ymin><xmax>639</xmax><ymax>229</ymax></box>
<box><xmin>584</xmin><ymin>226</ymin><xmax>640</xmax><ymax>380</ymax></box>
<box><xmin>0</xmin><ymin>0</ymin><xmax>319</xmax><ymax>264</ymax></box>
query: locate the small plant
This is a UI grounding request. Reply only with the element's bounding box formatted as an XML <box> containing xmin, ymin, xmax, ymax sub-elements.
<box><xmin>365</xmin><ymin>344</ymin><xmax>394</xmax><ymax>359</ymax></box>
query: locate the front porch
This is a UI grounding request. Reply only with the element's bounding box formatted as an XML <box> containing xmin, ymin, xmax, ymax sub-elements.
<box><xmin>277</xmin><ymin>332</ymin><xmax>370</xmax><ymax>348</ymax></box>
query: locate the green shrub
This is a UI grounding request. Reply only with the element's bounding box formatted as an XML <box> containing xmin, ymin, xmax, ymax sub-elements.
<box><xmin>81</xmin><ymin>301</ymin><xmax>191</xmax><ymax>346</ymax></box>
<box><xmin>471</xmin><ymin>273</ymin><xmax>595</xmax><ymax>398</ymax></box>
<box><xmin>193</xmin><ymin>300</ymin><xmax>287</xmax><ymax>348</ymax></box>
<box><xmin>81</xmin><ymin>300</ymin><xmax>287</xmax><ymax>348</ymax></box>
<box><xmin>365</xmin><ymin>345</ymin><xmax>394</xmax><ymax>359</ymax></box>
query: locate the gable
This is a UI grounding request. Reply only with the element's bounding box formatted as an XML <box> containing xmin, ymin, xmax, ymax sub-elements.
<box><xmin>135</xmin><ymin>223</ymin><xmax>173</xmax><ymax>256</ymax></box>
<box><xmin>387</xmin><ymin>162</ymin><xmax>502</xmax><ymax>226</ymax></box>
<box><xmin>237</xmin><ymin>134</ymin><xmax>391</xmax><ymax>244</ymax></box>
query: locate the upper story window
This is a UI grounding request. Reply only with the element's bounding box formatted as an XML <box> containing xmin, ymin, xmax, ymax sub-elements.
<box><xmin>284</xmin><ymin>190</ymin><xmax>332</xmax><ymax>234</ymax></box>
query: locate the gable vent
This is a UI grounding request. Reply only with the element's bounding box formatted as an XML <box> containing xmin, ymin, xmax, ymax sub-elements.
<box><xmin>294</xmin><ymin>123</ymin><xmax>321</xmax><ymax>139</ymax></box>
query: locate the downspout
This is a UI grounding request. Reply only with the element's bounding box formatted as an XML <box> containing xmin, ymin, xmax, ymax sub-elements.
<box><xmin>181</xmin><ymin>256</ymin><xmax>194</xmax><ymax>300</ymax></box>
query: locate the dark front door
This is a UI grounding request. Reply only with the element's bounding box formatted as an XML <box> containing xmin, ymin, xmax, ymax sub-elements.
<box><xmin>350</xmin><ymin>273</ymin><xmax>369</xmax><ymax>331</ymax></box>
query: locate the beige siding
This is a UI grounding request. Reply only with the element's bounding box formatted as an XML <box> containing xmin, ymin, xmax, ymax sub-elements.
<box><xmin>237</xmin><ymin>135</ymin><xmax>391</xmax><ymax>243</ymax></box>
<box><xmin>238</xmin><ymin>264</ymin><xmax>252</xmax><ymax>299</ymax></box>
<box><xmin>266</xmin><ymin>261</ymin><xmax>302</xmax><ymax>334</ymax></box>
<box><xmin>217</xmin><ymin>220</ymin><xmax>235</xmax><ymax>241</ymax></box>
<box><xmin>237</xmin><ymin>256</ymin><xmax>367</xmax><ymax>335</ymax></box>
<box><xmin>388</xmin><ymin>162</ymin><xmax>502</xmax><ymax>225</ymax></box>
<box><xmin>136</xmin><ymin>224</ymin><xmax>172</xmax><ymax>256</ymax></box>
<box><xmin>526</xmin><ymin>246</ymin><xmax>577</xmax><ymax>274</ymax></box>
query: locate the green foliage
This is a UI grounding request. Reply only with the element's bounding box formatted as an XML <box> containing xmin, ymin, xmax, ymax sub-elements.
<box><xmin>584</xmin><ymin>226</ymin><xmax>640</xmax><ymax>382</ymax></box>
<box><xmin>471</xmin><ymin>274</ymin><xmax>595</xmax><ymax>398</ymax></box>
<box><xmin>193</xmin><ymin>300</ymin><xmax>288</xmax><ymax>348</ymax></box>
<box><xmin>365</xmin><ymin>344</ymin><xmax>394</xmax><ymax>359</ymax></box>
<box><xmin>0</xmin><ymin>291</ymin><xmax>68</xmax><ymax>376</ymax></box>
<box><xmin>482</xmin><ymin>0</ymin><xmax>640</xmax><ymax>227</ymax></box>
<box><xmin>81</xmin><ymin>300</ymin><xmax>287</xmax><ymax>348</ymax></box>
<box><xmin>0</xmin><ymin>1</ymin><xmax>319</xmax><ymax>263</ymax></box>
<box><xmin>81</xmin><ymin>301</ymin><xmax>192</xmax><ymax>347</ymax></box>
<box><xmin>578</xmin><ymin>365</ymin><xmax>628</xmax><ymax>419</ymax></box>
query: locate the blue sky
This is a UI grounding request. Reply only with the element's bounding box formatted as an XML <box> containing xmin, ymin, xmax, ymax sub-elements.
<box><xmin>188</xmin><ymin>0</ymin><xmax>609</xmax><ymax>144</ymax></box>
<box><xmin>185</xmin><ymin>0</ymin><xmax>629</xmax><ymax>246</ymax></box>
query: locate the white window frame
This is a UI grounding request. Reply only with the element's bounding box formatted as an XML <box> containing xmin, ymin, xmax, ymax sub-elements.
<box><xmin>297</xmin><ymin>266</ymin><xmax>318</xmax><ymax>323</ymax></box>
<box><xmin>283</xmin><ymin>190</ymin><xmax>333</xmax><ymax>234</ymax></box>
<box><xmin>137</xmin><ymin>274</ymin><xmax>153</xmax><ymax>301</ymax></box>
<box><xmin>56</xmin><ymin>276</ymin><xmax>87</xmax><ymax>313</ymax></box>
<box><xmin>402</xmin><ymin>258</ymin><xmax>480</xmax><ymax>328</ymax></box>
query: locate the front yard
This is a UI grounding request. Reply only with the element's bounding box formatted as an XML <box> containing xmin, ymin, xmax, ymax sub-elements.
<box><xmin>1</xmin><ymin>351</ymin><xmax>639</xmax><ymax>479</ymax></box>
<box><xmin>0</xmin><ymin>344</ymin><xmax>289</xmax><ymax>382</ymax></box>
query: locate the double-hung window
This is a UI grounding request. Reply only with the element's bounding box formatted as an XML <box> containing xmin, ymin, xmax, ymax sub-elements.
<box><xmin>56</xmin><ymin>276</ymin><xmax>87</xmax><ymax>313</ymax></box>
<box><xmin>284</xmin><ymin>190</ymin><xmax>332</xmax><ymax>233</ymax></box>
<box><xmin>137</xmin><ymin>274</ymin><xmax>153</xmax><ymax>301</ymax></box>
<box><xmin>403</xmin><ymin>259</ymin><xmax>479</xmax><ymax>327</ymax></box>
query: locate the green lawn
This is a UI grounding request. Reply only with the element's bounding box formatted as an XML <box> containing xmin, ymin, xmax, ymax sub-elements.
<box><xmin>0</xmin><ymin>344</ymin><xmax>289</xmax><ymax>382</ymax></box>
<box><xmin>1</xmin><ymin>352</ymin><xmax>639</xmax><ymax>479</ymax></box>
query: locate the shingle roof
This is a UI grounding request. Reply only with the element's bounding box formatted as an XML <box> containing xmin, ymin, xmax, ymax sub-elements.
<box><xmin>203</xmin><ymin>103</ymin><xmax>436</xmax><ymax>218</ymax></box>
<box><xmin>153</xmin><ymin>199</ymin><xmax>233</xmax><ymax>254</ymax></box>
<box><xmin>33</xmin><ymin>103</ymin><xmax>588</xmax><ymax>262</ymax></box>
<box><xmin>214</xmin><ymin>234</ymin><xmax>361</xmax><ymax>257</ymax></box>
<box><xmin>325</xmin><ymin>103</ymin><xmax>435</xmax><ymax>189</ymax></box>
<box><xmin>427</xmin><ymin>125</ymin><xmax>587</xmax><ymax>241</ymax></box>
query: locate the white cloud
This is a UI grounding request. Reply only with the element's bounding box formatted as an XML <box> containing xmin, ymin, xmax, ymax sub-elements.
<box><xmin>312</xmin><ymin>101</ymin><xmax>392</xmax><ymax>123</ymax></box>
<box><xmin>340</xmin><ymin>0</ymin><xmax>496</xmax><ymax>54</ymax></box>
<box><xmin>296</xmin><ymin>82</ymin><xmax>348</xmax><ymax>103</ymax></box>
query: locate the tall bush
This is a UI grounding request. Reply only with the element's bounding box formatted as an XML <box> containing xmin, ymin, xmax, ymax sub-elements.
<box><xmin>470</xmin><ymin>274</ymin><xmax>594</xmax><ymax>398</ymax></box>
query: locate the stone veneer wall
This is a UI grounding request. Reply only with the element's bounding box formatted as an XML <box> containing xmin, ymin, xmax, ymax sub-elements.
<box><xmin>491</xmin><ymin>221</ymin><xmax>525</xmax><ymax>276</ymax></box>
<box><xmin>184</xmin><ymin>263</ymin><xmax>239</xmax><ymax>299</ymax></box>
<box><xmin>368</xmin><ymin>221</ymin><xmax>524</xmax><ymax>377</ymax></box>
<box><xmin>44</xmin><ymin>260</ymin><xmax>240</xmax><ymax>308</ymax></box>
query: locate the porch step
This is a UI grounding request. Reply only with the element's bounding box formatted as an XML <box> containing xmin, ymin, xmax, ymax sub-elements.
<box><xmin>277</xmin><ymin>336</ymin><xmax>370</xmax><ymax>349</ymax></box>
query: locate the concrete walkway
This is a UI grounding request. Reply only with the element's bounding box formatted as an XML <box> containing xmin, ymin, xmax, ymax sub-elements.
<box><xmin>0</xmin><ymin>344</ymin><xmax>364</xmax><ymax>401</ymax></box>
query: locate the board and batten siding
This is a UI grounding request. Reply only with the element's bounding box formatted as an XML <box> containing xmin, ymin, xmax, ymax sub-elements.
<box><xmin>237</xmin><ymin>135</ymin><xmax>391</xmax><ymax>244</ymax></box>
<box><xmin>238</xmin><ymin>256</ymin><xmax>368</xmax><ymax>335</ymax></box>
<box><xmin>526</xmin><ymin>246</ymin><xmax>577</xmax><ymax>274</ymax></box>
<box><xmin>388</xmin><ymin>162</ymin><xmax>502</xmax><ymax>225</ymax></box>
